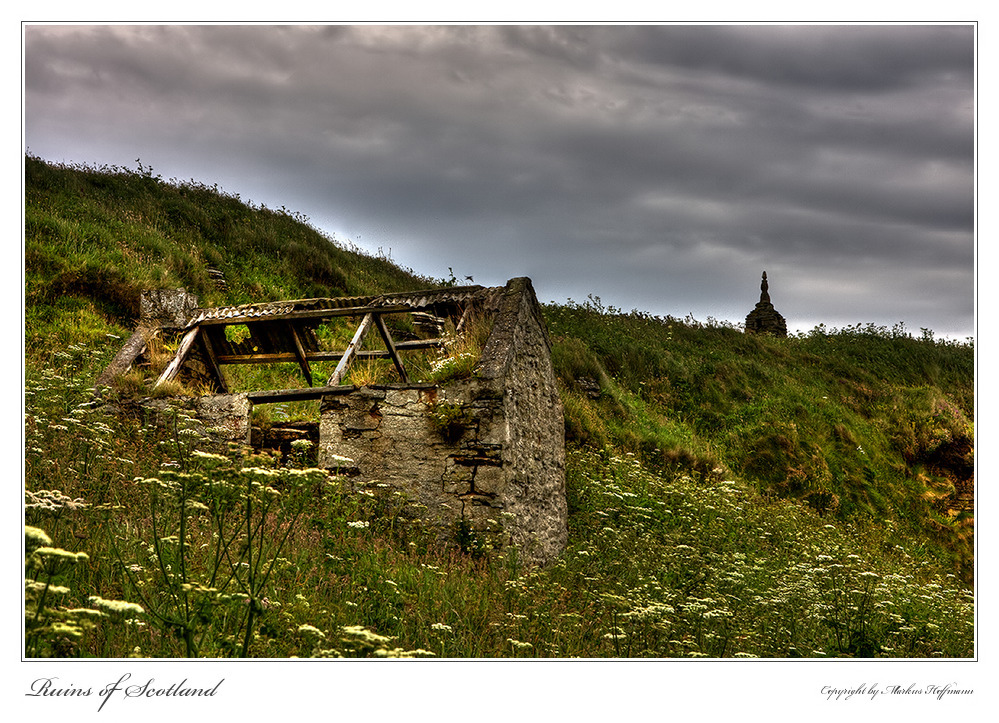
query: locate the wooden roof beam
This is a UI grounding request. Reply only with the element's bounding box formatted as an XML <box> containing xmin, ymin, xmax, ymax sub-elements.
<box><xmin>153</xmin><ymin>326</ymin><xmax>200</xmax><ymax>389</ymax></box>
<box><xmin>199</xmin><ymin>327</ymin><xmax>229</xmax><ymax>393</ymax></box>
<box><xmin>373</xmin><ymin>313</ymin><xmax>409</xmax><ymax>384</ymax></box>
<box><xmin>326</xmin><ymin>312</ymin><xmax>374</xmax><ymax>386</ymax></box>
<box><xmin>287</xmin><ymin>325</ymin><xmax>313</xmax><ymax>387</ymax></box>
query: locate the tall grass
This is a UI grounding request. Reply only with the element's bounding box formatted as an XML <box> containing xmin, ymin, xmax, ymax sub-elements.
<box><xmin>23</xmin><ymin>340</ymin><xmax>974</xmax><ymax>658</ymax></box>
<box><xmin>544</xmin><ymin>297</ymin><xmax>974</xmax><ymax>581</ymax></box>
<box><xmin>23</xmin><ymin>155</ymin><xmax>974</xmax><ymax>658</ymax></box>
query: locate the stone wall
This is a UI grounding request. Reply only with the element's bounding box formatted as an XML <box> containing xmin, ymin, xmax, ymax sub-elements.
<box><xmin>139</xmin><ymin>288</ymin><xmax>200</xmax><ymax>330</ymax></box>
<box><xmin>318</xmin><ymin>278</ymin><xmax>567</xmax><ymax>565</ymax></box>
<box><xmin>139</xmin><ymin>393</ymin><xmax>251</xmax><ymax>452</ymax></box>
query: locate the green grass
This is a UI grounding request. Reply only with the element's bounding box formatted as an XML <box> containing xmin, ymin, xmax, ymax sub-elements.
<box><xmin>24</xmin><ymin>367</ymin><xmax>973</xmax><ymax>658</ymax></box>
<box><xmin>544</xmin><ymin>297</ymin><xmax>974</xmax><ymax>581</ymax></box>
<box><xmin>23</xmin><ymin>155</ymin><xmax>974</xmax><ymax>658</ymax></box>
<box><xmin>25</xmin><ymin>153</ymin><xmax>435</xmax><ymax>368</ymax></box>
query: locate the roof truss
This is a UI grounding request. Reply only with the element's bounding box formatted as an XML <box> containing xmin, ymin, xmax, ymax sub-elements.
<box><xmin>152</xmin><ymin>286</ymin><xmax>482</xmax><ymax>395</ymax></box>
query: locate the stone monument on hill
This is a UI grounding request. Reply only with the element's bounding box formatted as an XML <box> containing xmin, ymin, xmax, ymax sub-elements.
<box><xmin>745</xmin><ymin>271</ymin><xmax>788</xmax><ymax>337</ymax></box>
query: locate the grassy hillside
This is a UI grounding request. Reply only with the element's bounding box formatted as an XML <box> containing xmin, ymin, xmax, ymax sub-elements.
<box><xmin>23</xmin><ymin>156</ymin><xmax>974</xmax><ymax>658</ymax></box>
<box><xmin>546</xmin><ymin>298</ymin><xmax>974</xmax><ymax>575</ymax></box>
<box><xmin>25</xmin><ymin>154</ymin><xmax>432</xmax><ymax>365</ymax></box>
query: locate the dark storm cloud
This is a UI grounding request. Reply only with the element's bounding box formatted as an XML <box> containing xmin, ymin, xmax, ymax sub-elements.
<box><xmin>619</xmin><ymin>25</ymin><xmax>973</xmax><ymax>92</ymax></box>
<box><xmin>24</xmin><ymin>24</ymin><xmax>975</xmax><ymax>338</ymax></box>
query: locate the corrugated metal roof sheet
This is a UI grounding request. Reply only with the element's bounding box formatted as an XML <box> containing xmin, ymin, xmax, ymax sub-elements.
<box><xmin>186</xmin><ymin>285</ymin><xmax>486</xmax><ymax>326</ymax></box>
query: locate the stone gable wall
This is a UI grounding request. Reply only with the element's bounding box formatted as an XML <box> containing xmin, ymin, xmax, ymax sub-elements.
<box><xmin>318</xmin><ymin>278</ymin><xmax>567</xmax><ymax>565</ymax></box>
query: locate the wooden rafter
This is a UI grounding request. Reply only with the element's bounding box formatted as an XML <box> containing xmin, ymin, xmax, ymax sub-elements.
<box><xmin>94</xmin><ymin>327</ymin><xmax>155</xmax><ymax>393</ymax></box>
<box><xmin>373</xmin><ymin>314</ymin><xmax>410</xmax><ymax>383</ymax></box>
<box><xmin>154</xmin><ymin>326</ymin><xmax>201</xmax><ymax>388</ymax></box>
<box><xmin>199</xmin><ymin>328</ymin><xmax>229</xmax><ymax>393</ymax></box>
<box><xmin>454</xmin><ymin>303</ymin><xmax>474</xmax><ymax>335</ymax></box>
<box><xmin>287</xmin><ymin>325</ymin><xmax>313</xmax><ymax>387</ymax></box>
<box><xmin>210</xmin><ymin>339</ymin><xmax>443</xmax><ymax>365</ymax></box>
<box><xmin>326</xmin><ymin>312</ymin><xmax>374</xmax><ymax>386</ymax></box>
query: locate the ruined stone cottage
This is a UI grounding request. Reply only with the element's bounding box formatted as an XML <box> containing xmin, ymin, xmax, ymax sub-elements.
<box><xmin>98</xmin><ymin>277</ymin><xmax>568</xmax><ymax>565</ymax></box>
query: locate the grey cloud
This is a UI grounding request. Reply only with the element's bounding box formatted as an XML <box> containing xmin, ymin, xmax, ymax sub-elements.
<box><xmin>617</xmin><ymin>25</ymin><xmax>974</xmax><ymax>92</ymax></box>
<box><xmin>24</xmin><ymin>24</ymin><xmax>975</xmax><ymax>339</ymax></box>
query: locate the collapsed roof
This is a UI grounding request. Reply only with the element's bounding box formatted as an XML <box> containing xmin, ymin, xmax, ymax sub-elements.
<box><xmin>99</xmin><ymin>285</ymin><xmax>491</xmax><ymax>401</ymax></box>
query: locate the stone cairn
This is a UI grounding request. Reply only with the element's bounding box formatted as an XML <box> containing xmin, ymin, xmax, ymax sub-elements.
<box><xmin>744</xmin><ymin>271</ymin><xmax>787</xmax><ymax>337</ymax></box>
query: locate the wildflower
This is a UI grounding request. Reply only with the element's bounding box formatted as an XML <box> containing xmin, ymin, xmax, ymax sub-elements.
<box><xmin>342</xmin><ymin>625</ymin><xmax>394</xmax><ymax>646</ymax></box>
<box><xmin>47</xmin><ymin>622</ymin><xmax>85</xmax><ymax>639</ymax></box>
<box><xmin>431</xmin><ymin>623</ymin><xmax>453</xmax><ymax>633</ymax></box>
<box><xmin>24</xmin><ymin>526</ymin><xmax>52</xmax><ymax>550</ymax></box>
<box><xmin>374</xmin><ymin>647</ymin><xmax>436</xmax><ymax>658</ymax></box>
<box><xmin>88</xmin><ymin>596</ymin><xmax>145</xmax><ymax>618</ymax></box>
<box><xmin>32</xmin><ymin>547</ymin><xmax>89</xmax><ymax>564</ymax></box>
<box><xmin>347</xmin><ymin>520</ymin><xmax>369</xmax><ymax>529</ymax></box>
<box><xmin>25</xmin><ymin>581</ymin><xmax>71</xmax><ymax>595</ymax></box>
<box><xmin>298</xmin><ymin>624</ymin><xmax>326</xmax><ymax>638</ymax></box>
<box><xmin>64</xmin><ymin>608</ymin><xmax>106</xmax><ymax>620</ymax></box>
<box><xmin>192</xmin><ymin>450</ymin><xmax>229</xmax><ymax>464</ymax></box>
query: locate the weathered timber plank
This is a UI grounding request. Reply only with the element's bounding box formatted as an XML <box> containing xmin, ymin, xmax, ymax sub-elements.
<box><xmin>213</xmin><ymin>340</ymin><xmax>444</xmax><ymax>365</ymax></box>
<box><xmin>199</xmin><ymin>328</ymin><xmax>230</xmax><ymax>393</ymax></box>
<box><xmin>327</xmin><ymin>312</ymin><xmax>374</xmax><ymax>386</ymax></box>
<box><xmin>373</xmin><ymin>314</ymin><xmax>410</xmax><ymax>383</ymax></box>
<box><xmin>94</xmin><ymin>327</ymin><xmax>153</xmax><ymax>393</ymax></box>
<box><xmin>216</xmin><ymin>352</ymin><xmax>333</xmax><ymax>364</ymax></box>
<box><xmin>247</xmin><ymin>385</ymin><xmax>359</xmax><ymax>404</ymax></box>
<box><xmin>393</xmin><ymin>339</ymin><xmax>446</xmax><ymax>350</ymax></box>
<box><xmin>288</xmin><ymin>325</ymin><xmax>313</xmax><ymax>387</ymax></box>
<box><xmin>247</xmin><ymin>383</ymin><xmax>441</xmax><ymax>404</ymax></box>
<box><xmin>455</xmin><ymin>303</ymin><xmax>474</xmax><ymax>335</ymax></box>
<box><xmin>154</xmin><ymin>326</ymin><xmax>200</xmax><ymax>388</ymax></box>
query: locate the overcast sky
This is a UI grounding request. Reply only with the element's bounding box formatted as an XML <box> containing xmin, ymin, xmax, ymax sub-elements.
<box><xmin>23</xmin><ymin>24</ymin><xmax>976</xmax><ymax>339</ymax></box>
